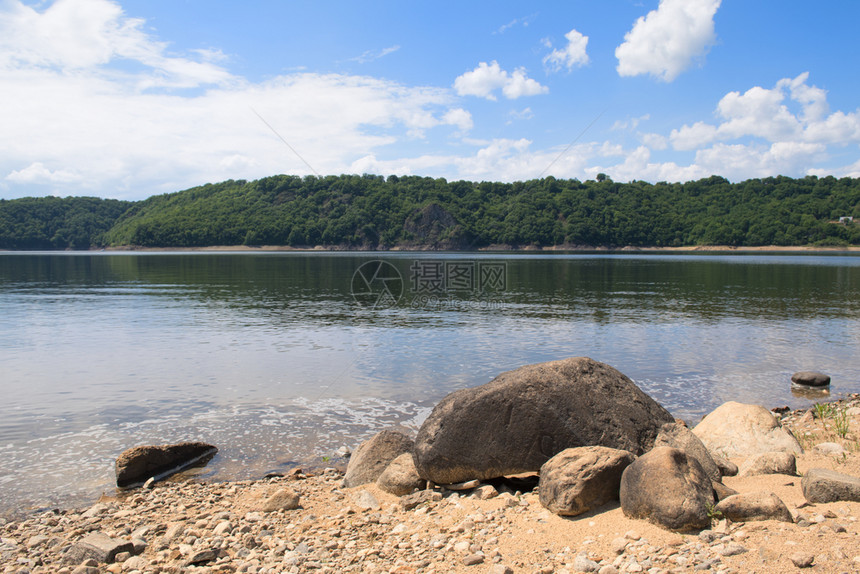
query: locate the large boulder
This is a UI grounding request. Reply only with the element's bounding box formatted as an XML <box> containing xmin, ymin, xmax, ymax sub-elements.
<box><xmin>343</xmin><ymin>430</ymin><xmax>414</xmax><ymax>488</ymax></box>
<box><xmin>413</xmin><ymin>357</ymin><xmax>674</xmax><ymax>484</ymax></box>
<box><xmin>655</xmin><ymin>422</ymin><xmax>721</xmax><ymax>482</ymax></box>
<box><xmin>692</xmin><ymin>402</ymin><xmax>802</xmax><ymax>459</ymax></box>
<box><xmin>619</xmin><ymin>446</ymin><xmax>714</xmax><ymax>532</ymax></box>
<box><xmin>115</xmin><ymin>442</ymin><xmax>217</xmax><ymax>488</ymax></box>
<box><xmin>714</xmin><ymin>491</ymin><xmax>793</xmax><ymax>523</ymax></box>
<box><xmin>538</xmin><ymin>446</ymin><xmax>635</xmax><ymax>516</ymax></box>
<box><xmin>802</xmin><ymin>468</ymin><xmax>860</xmax><ymax>503</ymax></box>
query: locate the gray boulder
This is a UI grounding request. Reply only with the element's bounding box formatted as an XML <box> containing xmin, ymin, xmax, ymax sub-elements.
<box><xmin>619</xmin><ymin>446</ymin><xmax>714</xmax><ymax>532</ymax></box>
<box><xmin>115</xmin><ymin>442</ymin><xmax>217</xmax><ymax>488</ymax></box>
<box><xmin>692</xmin><ymin>402</ymin><xmax>802</xmax><ymax>459</ymax></box>
<box><xmin>738</xmin><ymin>451</ymin><xmax>797</xmax><ymax>477</ymax></box>
<box><xmin>655</xmin><ymin>422</ymin><xmax>721</xmax><ymax>482</ymax></box>
<box><xmin>414</xmin><ymin>357</ymin><xmax>674</xmax><ymax>484</ymax></box>
<box><xmin>714</xmin><ymin>491</ymin><xmax>793</xmax><ymax>523</ymax></box>
<box><xmin>376</xmin><ymin>453</ymin><xmax>426</xmax><ymax>496</ymax></box>
<box><xmin>802</xmin><ymin>468</ymin><xmax>860</xmax><ymax>503</ymax></box>
<box><xmin>791</xmin><ymin>371</ymin><xmax>830</xmax><ymax>387</ymax></box>
<box><xmin>343</xmin><ymin>429</ymin><xmax>414</xmax><ymax>488</ymax></box>
<box><xmin>538</xmin><ymin>446</ymin><xmax>636</xmax><ymax>516</ymax></box>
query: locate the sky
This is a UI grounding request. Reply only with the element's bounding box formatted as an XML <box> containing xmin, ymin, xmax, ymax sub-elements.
<box><xmin>1</xmin><ymin>0</ymin><xmax>860</xmax><ymax>201</ymax></box>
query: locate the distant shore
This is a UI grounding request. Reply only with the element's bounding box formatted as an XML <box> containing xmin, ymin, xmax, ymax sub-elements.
<box><xmin>98</xmin><ymin>244</ymin><xmax>860</xmax><ymax>253</ymax></box>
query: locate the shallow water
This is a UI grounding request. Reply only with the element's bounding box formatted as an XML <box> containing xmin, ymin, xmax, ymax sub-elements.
<box><xmin>1</xmin><ymin>251</ymin><xmax>858</xmax><ymax>514</ymax></box>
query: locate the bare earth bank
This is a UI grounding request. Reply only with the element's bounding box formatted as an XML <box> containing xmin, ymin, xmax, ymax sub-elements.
<box><xmin>4</xmin><ymin>399</ymin><xmax>860</xmax><ymax>573</ymax></box>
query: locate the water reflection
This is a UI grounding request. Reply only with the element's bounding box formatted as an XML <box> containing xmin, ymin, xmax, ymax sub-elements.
<box><xmin>0</xmin><ymin>252</ymin><xmax>858</xmax><ymax>515</ymax></box>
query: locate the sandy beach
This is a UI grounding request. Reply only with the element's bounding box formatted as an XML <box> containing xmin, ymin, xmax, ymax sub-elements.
<box><xmin>5</xmin><ymin>398</ymin><xmax>860</xmax><ymax>573</ymax></box>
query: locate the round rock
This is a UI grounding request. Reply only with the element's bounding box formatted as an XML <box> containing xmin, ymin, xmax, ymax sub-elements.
<box><xmin>791</xmin><ymin>371</ymin><xmax>830</xmax><ymax>388</ymax></box>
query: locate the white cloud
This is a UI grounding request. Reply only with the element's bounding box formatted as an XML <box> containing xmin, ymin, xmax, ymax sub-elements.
<box><xmin>616</xmin><ymin>0</ymin><xmax>721</xmax><ymax>82</ymax></box>
<box><xmin>694</xmin><ymin>142</ymin><xmax>826</xmax><ymax>180</ymax></box>
<box><xmin>0</xmin><ymin>0</ymin><xmax>479</xmax><ymax>199</ymax></box>
<box><xmin>453</xmin><ymin>61</ymin><xmax>548</xmax><ymax>101</ymax></box>
<box><xmin>0</xmin><ymin>0</ymin><xmax>235</xmax><ymax>89</ymax></box>
<box><xmin>543</xmin><ymin>29</ymin><xmax>589</xmax><ymax>72</ymax></box>
<box><xmin>349</xmin><ymin>45</ymin><xmax>401</xmax><ymax>64</ymax></box>
<box><xmin>716</xmin><ymin>85</ymin><xmax>802</xmax><ymax>141</ymax></box>
<box><xmin>441</xmin><ymin>108</ymin><xmax>474</xmax><ymax>132</ymax></box>
<box><xmin>6</xmin><ymin>162</ymin><xmax>81</xmax><ymax>184</ymax></box>
<box><xmin>608</xmin><ymin>147</ymin><xmax>710</xmax><ymax>183</ymax></box>
<box><xmin>640</xmin><ymin>133</ymin><xmax>668</xmax><ymax>150</ymax></box>
<box><xmin>670</xmin><ymin>121</ymin><xmax>719</xmax><ymax>150</ymax></box>
<box><xmin>671</xmin><ymin>73</ymin><xmax>860</xmax><ymax>151</ymax></box>
<box><xmin>611</xmin><ymin>114</ymin><xmax>650</xmax><ymax>131</ymax></box>
<box><xmin>508</xmin><ymin>107</ymin><xmax>534</xmax><ymax>123</ymax></box>
<box><xmin>496</xmin><ymin>14</ymin><xmax>537</xmax><ymax>34</ymax></box>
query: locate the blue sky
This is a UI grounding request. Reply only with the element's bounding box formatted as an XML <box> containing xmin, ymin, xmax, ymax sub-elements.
<box><xmin>1</xmin><ymin>0</ymin><xmax>859</xmax><ymax>200</ymax></box>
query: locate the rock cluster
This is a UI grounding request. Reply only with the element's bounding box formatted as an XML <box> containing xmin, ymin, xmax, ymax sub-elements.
<box><xmin>413</xmin><ymin>357</ymin><xmax>674</xmax><ymax>485</ymax></box>
<box><xmin>6</xmin><ymin>360</ymin><xmax>860</xmax><ymax>573</ymax></box>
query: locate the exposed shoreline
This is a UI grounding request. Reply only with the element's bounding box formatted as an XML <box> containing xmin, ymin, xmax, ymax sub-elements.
<box><xmin>97</xmin><ymin>244</ymin><xmax>860</xmax><ymax>253</ymax></box>
<box><xmin>4</xmin><ymin>399</ymin><xmax>860</xmax><ymax>573</ymax></box>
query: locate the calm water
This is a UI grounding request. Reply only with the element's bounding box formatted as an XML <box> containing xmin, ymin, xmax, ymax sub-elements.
<box><xmin>1</xmin><ymin>252</ymin><xmax>859</xmax><ymax>515</ymax></box>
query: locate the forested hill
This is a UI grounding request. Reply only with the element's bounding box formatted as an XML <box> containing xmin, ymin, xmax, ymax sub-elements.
<box><xmin>0</xmin><ymin>196</ymin><xmax>132</xmax><ymax>250</ymax></box>
<box><xmin>2</xmin><ymin>174</ymin><xmax>859</xmax><ymax>250</ymax></box>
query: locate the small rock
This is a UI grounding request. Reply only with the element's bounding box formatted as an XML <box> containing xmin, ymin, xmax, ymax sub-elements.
<box><xmin>791</xmin><ymin>372</ymin><xmax>830</xmax><ymax>387</ymax></box>
<box><xmin>486</xmin><ymin>566</ymin><xmax>513</xmax><ymax>574</ymax></box>
<box><xmin>336</xmin><ymin>445</ymin><xmax>352</xmax><ymax>458</ymax></box>
<box><xmin>399</xmin><ymin>489</ymin><xmax>442</xmax><ymax>510</ymax></box>
<box><xmin>714</xmin><ymin>491</ymin><xmax>793</xmax><ymax>523</ymax></box>
<box><xmin>343</xmin><ymin>430</ymin><xmax>414</xmax><ymax>488</ymax></box>
<box><xmin>376</xmin><ymin>452</ymin><xmax>426</xmax><ymax>496</ymax></box>
<box><xmin>790</xmin><ymin>552</ymin><xmax>814</xmax><ymax>568</ymax></box>
<box><xmin>573</xmin><ymin>553</ymin><xmax>600</xmax><ymax>572</ymax></box>
<box><xmin>802</xmin><ymin>468</ymin><xmax>860</xmax><ymax>503</ymax></box>
<box><xmin>738</xmin><ymin>451</ymin><xmax>796</xmax><ymax>477</ymax></box>
<box><xmin>475</xmin><ymin>484</ymin><xmax>499</xmax><ymax>500</ymax></box>
<box><xmin>115</xmin><ymin>441</ymin><xmax>217</xmax><ymax>488</ymax></box>
<box><xmin>814</xmin><ymin>442</ymin><xmax>846</xmax><ymax>456</ymax></box>
<box><xmin>259</xmin><ymin>488</ymin><xmax>300</xmax><ymax>512</ymax></box>
<box><xmin>353</xmin><ymin>489</ymin><xmax>380</xmax><ymax>510</ymax></box>
<box><xmin>442</xmin><ymin>479</ymin><xmax>481</xmax><ymax>491</ymax></box>
<box><xmin>185</xmin><ymin>548</ymin><xmax>217</xmax><ymax>565</ymax></box>
<box><xmin>463</xmin><ymin>552</ymin><xmax>484</xmax><ymax>565</ymax></box>
<box><xmin>718</xmin><ymin>543</ymin><xmax>747</xmax><ymax>556</ymax></box>
<box><xmin>64</xmin><ymin>532</ymin><xmax>134</xmax><ymax>565</ymax></box>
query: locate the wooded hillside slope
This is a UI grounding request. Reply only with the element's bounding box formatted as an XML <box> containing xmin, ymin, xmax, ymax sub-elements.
<box><xmin>1</xmin><ymin>174</ymin><xmax>858</xmax><ymax>250</ymax></box>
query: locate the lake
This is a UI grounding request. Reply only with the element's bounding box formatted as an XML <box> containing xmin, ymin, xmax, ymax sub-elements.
<box><xmin>1</xmin><ymin>251</ymin><xmax>858</xmax><ymax>515</ymax></box>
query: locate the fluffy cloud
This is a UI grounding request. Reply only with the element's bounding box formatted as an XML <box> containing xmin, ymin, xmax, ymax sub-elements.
<box><xmin>616</xmin><ymin>0</ymin><xmax>721</xmax><ymax>82</ymax></box>
<box><xmin>671</xmin><ymin>73</ymin><xmax>860</xmax><ymax>150</ymax></box>
<box><xmin>453</xmin><ymin>61</ymin><xmax>548</xmax><ymax>100</ymax></box>
<box><xmin>693</xmin><ymin>142</ymin><xmax>826</xmax><ymax>180</ymax></box>
<box><xmin>543</xmin><ymin>29</ymin><xmax>590</xmax><ymax>72</ymax></box>
<box><xmin>0</xmin><ymin>0</ymin><xmax>235</xmax><ymax>88</ymax></box>
<box><xmin>0</xmin><ymin>0</ymin><xmax>475</xmax><ymax>198</ymax></box>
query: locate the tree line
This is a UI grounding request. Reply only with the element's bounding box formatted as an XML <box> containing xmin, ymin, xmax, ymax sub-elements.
<box><xmin>1</xmin><ymin>174</ymin><xmax>858</xmax><ymax>250</ymax></box>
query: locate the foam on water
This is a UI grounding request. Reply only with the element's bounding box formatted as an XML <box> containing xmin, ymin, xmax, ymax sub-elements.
<box><xmin>0</xmin><ymin>396</ymin><xmax>430</xmax><ymax>517</ymax></box>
